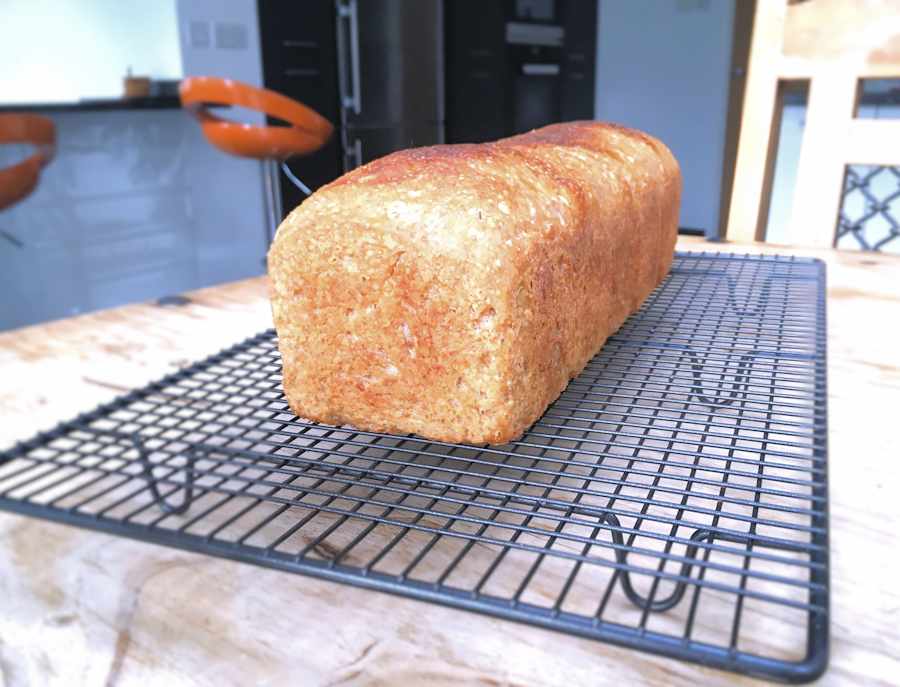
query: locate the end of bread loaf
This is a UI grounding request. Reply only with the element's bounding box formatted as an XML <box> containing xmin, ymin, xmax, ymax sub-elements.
<box><xmin>268</xmin><ymin>121</ymin><xmax>680</xmax><ymax>445</ymax></box>
<box><xmin>268</xmin><ymin>155</ymin><xmax>524</xmax><ymax>444</ymax></box>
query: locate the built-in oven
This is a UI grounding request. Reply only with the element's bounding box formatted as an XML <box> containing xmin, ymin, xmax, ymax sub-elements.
<box><xmin>445</xmin><ymin>0</ymin><xmax>595</xmax><ymax>144</ymax></box>
<box><xmin>506</xmin><ymin>21</ymin><xmax>564</xmax><ymax>134</ymax></box>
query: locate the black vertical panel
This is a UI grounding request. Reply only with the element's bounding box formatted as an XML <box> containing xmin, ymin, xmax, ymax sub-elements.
<box><xmin>559</xmin><ymin>0</ymin><xmax>597</xmax><ymax>122</ymax></box>
<box><xmin>446</xmin><ymin>0</ymin><xmax>596</xmax><ymax>144</ymax></box>
<box><xmin>444</xmin><ymin>0</ymin><xmax>507</xmax><ymax>143</ymax></box>
<box><xmin>257</xmin><ymin>0</ymin><xmax>339</xmax><ymax>121</ymax></box>
<box><xmin>257</xmin><ymin>0</ymin><xmax>342</xmax><ymax>214</ymax></box>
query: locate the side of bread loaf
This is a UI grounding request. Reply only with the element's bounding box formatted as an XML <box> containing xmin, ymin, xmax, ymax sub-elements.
<box><xmin>268</xmin><ymin>121</ymin><xmax>681</xmax><ymax>444</ymax></box>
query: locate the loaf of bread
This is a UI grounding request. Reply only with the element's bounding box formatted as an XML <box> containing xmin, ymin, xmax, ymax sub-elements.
<box><xmin>268</xmin><ymin>121</ymin><xmax>681</xmax><ymax>445</ymax></box>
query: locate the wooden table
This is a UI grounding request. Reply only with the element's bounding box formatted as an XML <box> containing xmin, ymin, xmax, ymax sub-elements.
<box><xmin>1</xmin><ymin>238</ymin><xmax>898</xmax><ymax>686</ymax></box>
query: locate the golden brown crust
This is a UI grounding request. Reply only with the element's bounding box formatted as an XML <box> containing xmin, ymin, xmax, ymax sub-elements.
<box><xmin>268</xmin><ymin>121</ymin><xmax>681</xmax><ymax>444</ymax></box>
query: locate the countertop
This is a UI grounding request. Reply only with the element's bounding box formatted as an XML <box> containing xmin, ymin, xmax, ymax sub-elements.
<box><xmin>1</xmin><ymin>237</ymin><xmax>898</xmax><ymax>686</ymax></box>
<box><xmin>0</xmin><ymin>96</ymin><xmax>182</xmax><ymax>114</ymax></box>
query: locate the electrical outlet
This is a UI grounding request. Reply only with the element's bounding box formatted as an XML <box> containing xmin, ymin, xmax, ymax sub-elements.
<box><xmin>188</xmin><ymin>20</ymin><xmax>210</xmax><ymax>49</ymax></box>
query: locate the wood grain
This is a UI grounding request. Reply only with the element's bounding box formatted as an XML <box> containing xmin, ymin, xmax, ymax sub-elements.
<box><xmin>1</xmin><ymin>238</ymin><xmax>899</xmax><ymax>686</ymax></box>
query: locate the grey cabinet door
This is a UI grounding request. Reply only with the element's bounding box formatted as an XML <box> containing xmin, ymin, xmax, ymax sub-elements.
<box><xmin>337</xmin><ymin>0</ymin><xmax>443</xmax><ymax>128</ymax></box>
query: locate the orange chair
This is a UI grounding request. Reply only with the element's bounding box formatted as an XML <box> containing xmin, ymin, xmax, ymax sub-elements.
<box><xmin>0</xmin><ymin>113</ymin><xmax>56</xmax><ymax>211</ymax></box>
<box><xmin>180</xmin><ymin>77</ymin><xmax>333</xmax><ymax>195</ymax></box>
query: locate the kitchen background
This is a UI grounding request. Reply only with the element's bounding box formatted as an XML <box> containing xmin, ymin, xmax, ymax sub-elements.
<box><xmin>1</xmin><ymin>0</ymin><xmax>897</xmax><ymax>331</ymax></box>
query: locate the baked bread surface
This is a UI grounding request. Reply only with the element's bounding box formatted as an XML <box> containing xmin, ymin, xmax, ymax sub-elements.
<box><xmin>268</xmin><ymin>121</ymin><xmax>681</xmax><ymax>444</ymax></box>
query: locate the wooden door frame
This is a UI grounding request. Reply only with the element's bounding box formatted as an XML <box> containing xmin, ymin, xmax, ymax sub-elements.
<box><xmin>715</xmin><ymin>0</ymin><xmax>757</xmax><ymax>240</ymax></box>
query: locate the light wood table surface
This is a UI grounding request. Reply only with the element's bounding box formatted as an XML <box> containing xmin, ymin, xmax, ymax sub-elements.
<box><xmin>1</xmin><ymin>237</ymin><xmax>898</xmax><ymax>686</ymax></box>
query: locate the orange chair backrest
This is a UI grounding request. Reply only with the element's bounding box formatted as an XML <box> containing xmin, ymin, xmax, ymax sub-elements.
<box><xmin>0</xmin><ymin>113</ymin><xmax>56</xmax><ymax>211</ymax></box>
<box><xmin>180</xmin><ymin>77</ymin><xmax>333</xmax><ymax>160</ymax></box>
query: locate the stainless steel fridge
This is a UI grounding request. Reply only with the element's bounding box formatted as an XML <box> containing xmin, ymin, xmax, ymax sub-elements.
<box><xmin>259</xmin><ymin>0</ymin><xmax>445</xmax><ymax>215</ymax></box>
<box><xmin>336</xmin><ymin>0</ymin><xmax>445</xmax><ymax>171</ymax></box>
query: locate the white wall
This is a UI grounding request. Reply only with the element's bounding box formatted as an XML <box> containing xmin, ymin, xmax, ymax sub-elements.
<box><xmin>175</xmin><ymin>0</ymin><xmax>273</xmax><ymax>277</ymax></box>
<box><xmin>595</xmin><ymin>0</ymin><xmax>735</xmax><ymax>236</ymax></box>
<box><xmin>0</xmin><ymin>0</ymin><xmax>182</xmax><ymax>104</ymax></box>
<box><xmin>176</xmin><ymin>0</ymin><xmax>265</xmax><ymax>95</ymax></box>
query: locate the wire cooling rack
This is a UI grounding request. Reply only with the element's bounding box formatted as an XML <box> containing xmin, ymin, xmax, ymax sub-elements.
<box><xmin>0</xmin><ymin>252</ymin><xmax>828</xmax><ymax>683</ymax></box>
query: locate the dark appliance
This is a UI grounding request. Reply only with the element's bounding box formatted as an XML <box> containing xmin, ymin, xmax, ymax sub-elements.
<box><xmin>258</xmin><ymin>0</ymin><xmax>445</xmax><ymax>217</ymax></box>
<box><xmin>445</xmin><ymin>0</ymin><xmax>596</xmax><ymax>144</ymax></box>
